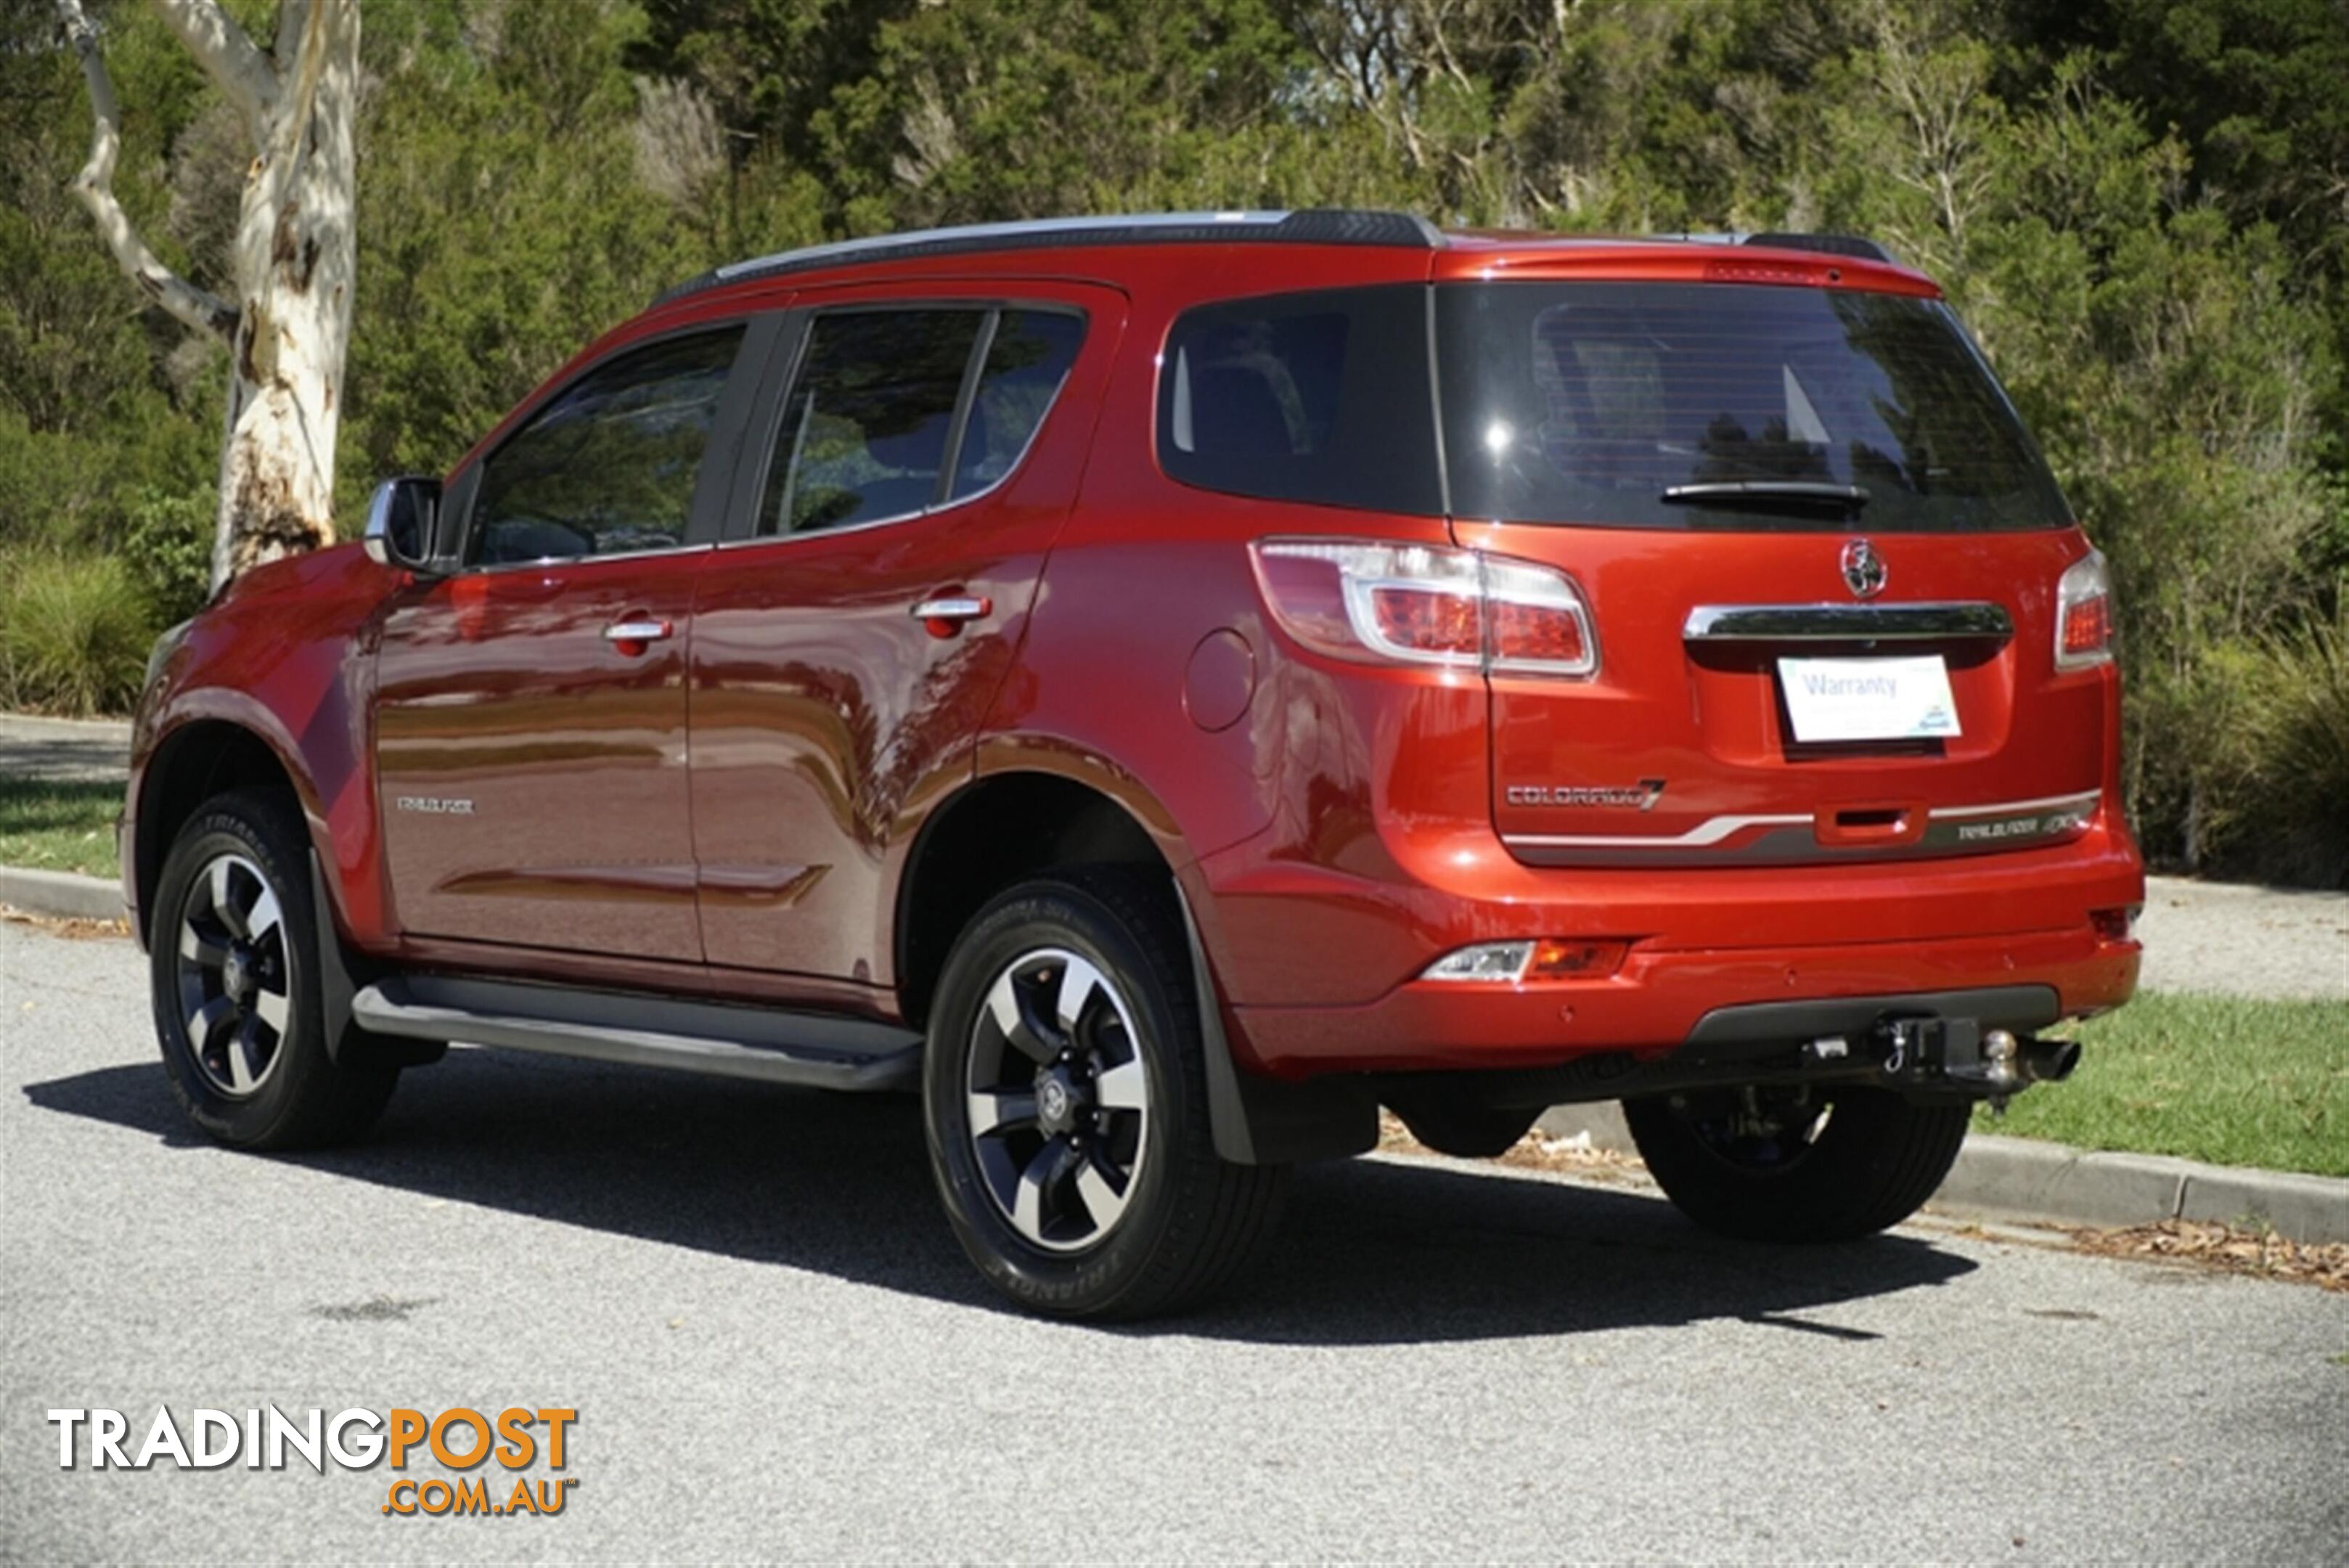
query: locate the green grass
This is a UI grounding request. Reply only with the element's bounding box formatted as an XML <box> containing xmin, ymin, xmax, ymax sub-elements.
<box><xmin>1978</xmin><ymin>992</ymin><xmax>2349</xmax><ymax>1177</ymax></box>
<box><xmin>0</xmin><ymin>777</ymin><xmax>122</xmax><ymax>880</ymax></box>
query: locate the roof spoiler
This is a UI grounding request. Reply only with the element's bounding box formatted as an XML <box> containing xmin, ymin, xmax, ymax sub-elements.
<box><xmin>1743</xmin><ymin>232</ymin><xmax>1897</xmax><ymax>264</ymax></box>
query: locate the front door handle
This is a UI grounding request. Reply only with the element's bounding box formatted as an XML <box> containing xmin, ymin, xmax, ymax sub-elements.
<box><xmin>912</xmin><ymin>595</ymin><xmax>992</xmax><ymax>638</ymax></box>
<box><xmin>603</xmin><ymin>617</ymin><xmax>674</xmax><ymax>656</ymax></box>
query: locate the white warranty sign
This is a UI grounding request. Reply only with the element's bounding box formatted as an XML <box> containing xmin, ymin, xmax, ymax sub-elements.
<box><xmin>1778</xmin><ymin>655</ymin><xmax>1962</xmax><ymax>743</ymax></box>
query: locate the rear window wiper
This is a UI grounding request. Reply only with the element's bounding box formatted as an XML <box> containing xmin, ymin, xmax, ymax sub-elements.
<box><xmin>1660</xmin><ymin>480</ymin><xmax>1871</xmax><ymax>513</ymax></box>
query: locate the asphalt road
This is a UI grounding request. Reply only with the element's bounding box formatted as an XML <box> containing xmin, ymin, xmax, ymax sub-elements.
<box><xmin>4</xmin><ymin>922</ymin><xmax>2345</xmax><ymax>1564</ymax></box>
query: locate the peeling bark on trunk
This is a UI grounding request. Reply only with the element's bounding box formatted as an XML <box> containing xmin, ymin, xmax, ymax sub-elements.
<box><xmin>57</xmin><ymin>0</ymin><xmax>360</xmax><ymax>594</ymax></box>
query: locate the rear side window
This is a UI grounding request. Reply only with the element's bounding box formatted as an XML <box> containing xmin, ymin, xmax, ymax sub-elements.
<box><xmin>1158</xmin><ymin>285</ymin><xmax>1441</xmax><ymax>515</ymax></box>
<box><xmin>761</xmin><ymin>310</ymin><xmax>983</xmax><ymax>536</ymax></box>
<box><xmin>470</xmin><ymin>327</ymin><xmax>744</xmax><ymax>565</ymax></box>
<box><xmin>1437</xmin><ymin>282</ymin><xmax>2069</xmax><ymax>531</ymax></box>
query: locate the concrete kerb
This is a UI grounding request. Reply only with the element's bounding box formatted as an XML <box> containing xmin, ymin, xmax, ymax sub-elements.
<box><xmin>1533</xmin><ymin>1103</ymin><xmax>2349</xmax><ymax>1247</ymax></box>
<box><xmin>0</xmin><ymin>866</ymin><xmax>126</xmax><ymax>923</ymax></box>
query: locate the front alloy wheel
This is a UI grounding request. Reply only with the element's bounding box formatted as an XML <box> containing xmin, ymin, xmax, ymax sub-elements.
<box><xmin>173</xmin><ymin>852</ymin><xmax>293</xmax><ymax>1098</ymax></box>
<box><xmin>151</xmin><ymin>789</ymin><xmax>399</xmax><ymax>1149</ymax></box>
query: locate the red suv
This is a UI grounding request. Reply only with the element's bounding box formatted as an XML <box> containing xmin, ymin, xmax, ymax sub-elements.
<box><xmin>125</xmin><ymin>211</ymin><xmax>2143</xmax><ymax>1318</ymax></box>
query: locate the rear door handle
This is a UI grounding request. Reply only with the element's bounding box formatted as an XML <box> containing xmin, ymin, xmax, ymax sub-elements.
<box><xmin>603</xmin><ymin>618</ymin><xmax>674</xmax><ymax>653</ymax></box>
<box><xmin>912</xmin><ymin>595</ymin><xmax>991</xmax><ymax>637</ymax></box>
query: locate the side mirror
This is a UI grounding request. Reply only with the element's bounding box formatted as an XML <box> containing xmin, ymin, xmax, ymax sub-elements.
<box><xmin>363</xmin><ymin>477</ymin><xmax>442</xmax><ymax>572</ymax></box>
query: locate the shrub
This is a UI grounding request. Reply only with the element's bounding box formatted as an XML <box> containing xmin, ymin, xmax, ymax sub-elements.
<box><xmin>120</xmin><ymin>485</ymin><xmax>215</xmax><ymax>626</ymax></box>
<box><xmin>0</xmin><ymin>550</ymin><xmax>155</xmax><ymax>717</ymax></box>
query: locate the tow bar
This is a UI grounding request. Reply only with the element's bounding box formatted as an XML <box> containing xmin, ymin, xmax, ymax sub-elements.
<box><xmin>1810</xmin><ymin>1017</ymin><xmax>2080</xmax><ymax>1097</ymax></box>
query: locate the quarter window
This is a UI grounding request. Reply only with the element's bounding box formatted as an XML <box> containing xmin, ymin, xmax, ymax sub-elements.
<box><xmin>470</xmin><ymin>327</ymin><xmax>743</xmax><ymax>565</ymax></box>
<box><xmin>1157</xmin><ymin>285</ymin><xmax>1441</xmax><ymax>515</ymax></box>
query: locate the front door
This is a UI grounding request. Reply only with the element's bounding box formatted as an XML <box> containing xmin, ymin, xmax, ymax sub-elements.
<box><xmin>690</xmin><ymin>286</ymin><xmax>1121</xmax><ymax>982</ymax></box>
<box><xmin>376</xmin><ymin>322</ymin><xmax>761</xmax><ymax>962</ymax></box>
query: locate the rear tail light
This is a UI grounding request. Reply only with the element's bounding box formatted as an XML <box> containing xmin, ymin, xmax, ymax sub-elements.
<box><xmin>2091</xmin><ymin>905</ymin><xmax>2138</xmax><ymax>943</ymax></box>
<box><xmin>1421</xmin><ymin>938</ymin><xmax>1629</xmax><ymax>984</ymax></box>
<box><xmin>2054</xmin><ymin>550</ymin><xmax>2114</xmax><ymax>671</ymax></box>
<box><xmin>1251</xmin><ymin>539</ymin><xmax>1597</xmax><ymax>677</ymax></box>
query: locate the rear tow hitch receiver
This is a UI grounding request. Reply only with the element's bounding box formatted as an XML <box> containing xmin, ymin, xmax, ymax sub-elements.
<box><xmin>1868</xmin><ymin>1018</ymin><xmax>2078</xmax><ymax>1100</ymax></box>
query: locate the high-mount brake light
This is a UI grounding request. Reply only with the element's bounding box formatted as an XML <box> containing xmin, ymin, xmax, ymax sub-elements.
<box><xmin>2054</xmin><ymin>550</ymin><xmax>2114</xmax><ymax>672</ymax></box>
<box><xmin>1250</xmin><ymin>539</ymin><xmax>1597</xmax><ymax>677</ymax></box>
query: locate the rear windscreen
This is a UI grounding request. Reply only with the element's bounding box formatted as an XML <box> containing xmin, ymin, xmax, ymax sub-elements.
<box><xmin>1436</xmin><ymin>282</ymin><xmax>2070</xmax><ymax>531</ymax></box>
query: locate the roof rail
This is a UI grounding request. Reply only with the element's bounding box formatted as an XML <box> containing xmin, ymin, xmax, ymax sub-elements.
<box><xmin>653</xmin><ymin>209</ymin><xmax>1444</xmax><ymax>306</ymax></box>
<box><xmin>1742</xmin><ymin>232</ymin><xmax>1897</xmax><ymax>264</ymax></box>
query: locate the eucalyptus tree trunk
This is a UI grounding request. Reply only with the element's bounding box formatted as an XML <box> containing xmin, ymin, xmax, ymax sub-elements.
<box><xmin>57</xmin><ymin>0</ymin><xmax>360</xmax><ymax>594</ymax></box>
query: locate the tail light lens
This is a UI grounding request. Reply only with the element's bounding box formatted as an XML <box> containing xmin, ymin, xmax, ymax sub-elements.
<box><xmin>1251</xmin><ymin>539</ymin><xmax>1597</xmax><ymax>677</ymax></box>
<box><xmin>2054</xmin><ymin>550</ymin><xmax>2114</xmax><ymax>671</ymax></box>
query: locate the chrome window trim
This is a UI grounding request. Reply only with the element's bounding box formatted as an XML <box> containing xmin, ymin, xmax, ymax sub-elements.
<box><xmin>714</xmin><ymin>439</ymin><xmax>1034</xmax><ymax>554</ymax></box>
<box><xmin>459</xmin><ymin>540</ymin><xmax>718</xmax><ymax>577</ymax></box>
<box><xmin>1682</xmin><ymin>601</ymin><xmax>2014</xmax><ymax>642</ymax></box>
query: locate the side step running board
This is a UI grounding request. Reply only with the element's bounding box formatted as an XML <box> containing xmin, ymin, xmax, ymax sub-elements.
<box><xmin>350</xmin><ymin>973</ymin><xmax>923</xmax><ymax>1092</ymax></box>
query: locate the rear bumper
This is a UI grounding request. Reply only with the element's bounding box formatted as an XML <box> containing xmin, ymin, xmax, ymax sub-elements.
<box><xmin>1230</xmin><ymin>923</ymin><xmax>2139</xmax><ymax>1075</ymax></box>
<box><xmin>1193</xmin><ymin>815</ymin><xmax>2144</xmax><ymax>1077</ymax></box>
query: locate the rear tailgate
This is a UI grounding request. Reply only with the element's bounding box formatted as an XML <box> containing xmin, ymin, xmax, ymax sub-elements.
<box><xmin>1460</xmin><ymin>522</ymin><xmax>2103</xmax><ymax>865</ymax></box>
<box><xmin>1434</xmin><ymin>272</ymin><xmax>2109</xmax><ymax>880</ymax></box>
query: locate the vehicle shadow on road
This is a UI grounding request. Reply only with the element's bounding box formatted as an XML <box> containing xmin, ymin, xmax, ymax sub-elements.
<box><xmin>25</xmin><ymin>1046</ymin><xmax>1975</xmax><ymax>1345</ymax></box>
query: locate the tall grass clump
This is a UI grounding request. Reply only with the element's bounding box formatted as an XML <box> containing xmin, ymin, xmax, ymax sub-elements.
<box><xmin>2242</xmin><ymin>608</ymin><xmax>2349</xmax><ymax>886</ymax></box>
<box><xmin>0</xmin><ymin>551</ymin><xmax>152</xmax><ymax>716</ymax></box>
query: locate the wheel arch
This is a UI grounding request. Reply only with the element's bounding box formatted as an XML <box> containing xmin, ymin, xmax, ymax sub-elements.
<box><xmin>892</xmin><ymin>765</ymin><xmax>1374</xmax><ymax>1166</ymax></box>
<box><xmin>894</xmin><ymin>769</ymin><xmax>1177</xmax><ymax>1033</ymax></box>
<box><xmin>134</xmin><ymin>717</ymin><xmax>313</xmax><ymax>947</ymax></box>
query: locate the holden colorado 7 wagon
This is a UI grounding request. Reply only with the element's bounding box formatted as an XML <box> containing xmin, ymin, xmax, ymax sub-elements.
<box><xmin>125</xmin><ymin>210</ymin><xmax>2144</xmax><ymax>1319</ymax></box>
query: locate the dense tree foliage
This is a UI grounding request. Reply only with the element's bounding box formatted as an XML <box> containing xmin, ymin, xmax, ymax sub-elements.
<box><xmin>2</xmin><ymin>0</ymin><xmax>2343</xmax><ymax>879</ymax></box>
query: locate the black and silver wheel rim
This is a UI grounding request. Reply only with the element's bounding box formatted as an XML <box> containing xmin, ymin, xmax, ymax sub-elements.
<box><xmin>964</xmin><ymin>947</ymin><xmax>1153</xmax><ymax>1254</ymax></box>
<box><xmin>173</xmin><ymin>852</ymin><xmax>292</xmax><ymax>1098</ymax></box>
<box><xmin>1674</xmin><ymin>1085</ymin><xmax>1833</xmax><ymax>1174</ymax></box>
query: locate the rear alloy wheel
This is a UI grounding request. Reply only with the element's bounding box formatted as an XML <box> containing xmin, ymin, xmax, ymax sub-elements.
<box><xmin>963</xmin><ymin>947</ymin><xmax>1153</xmax><ymax>1251</ymax></box>
<box><xmin>924</xmin><ymin>871</ymin><xmax>1288</xmax><ymax>1320</ymax></box>
<box><xmin>151</xmin><ymin>789</ymin><xmax>398</xmax><ymax>1150</ymax></box>
<box><xmin>1622</xmin><ymin>1083</ymin><xmax>1970</xmax><ymax>1243</ymax></box>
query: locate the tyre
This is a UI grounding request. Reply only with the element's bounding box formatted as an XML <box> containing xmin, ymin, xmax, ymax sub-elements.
<box><xmin>923</xmin><ymin>870</ymin><xmax>1288</xmax><ymax>1320</ymax></box>
<box><xmin>1389</xmin><ymin>1093</ymin><xmax>1540</xmax><ymax>1159</ymax></box>
<box><xmin>1622</xmin><ymin>1083</ymin><xmax>1969</xmax><ymax>1243</ymax></box>
<box><xmin>150</xmin><ymin>788</ymin><xmax>399</xmax><ymax>1149</ymax></box>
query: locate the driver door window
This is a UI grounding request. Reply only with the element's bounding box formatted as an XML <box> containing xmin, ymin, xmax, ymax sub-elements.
<box><xmin>471</xmin><ymin>327</ymin><xmax>745</xmax><ymax>565</ymax></box>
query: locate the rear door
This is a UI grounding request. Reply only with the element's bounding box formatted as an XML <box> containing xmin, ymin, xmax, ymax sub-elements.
<box><xmin>1436</xmin><ymin>276</ymin><xmax>2107</xmax><ymax>870</ymax></box>
<box><xmin>689</xmin><ymin>282</ymin><xmax>1122</xmax><ymax>980</ymax></box>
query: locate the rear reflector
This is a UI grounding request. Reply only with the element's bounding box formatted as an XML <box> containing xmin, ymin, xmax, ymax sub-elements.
<box><xmin>1251</xmin><ymin>539</ymin><xmax>1597</xmax><ymax>677</ymax></box>
<box><xmin>2054</xmin><ymin>550</ymin><xmax>2114</xmax><ymax>671</ymax></box>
